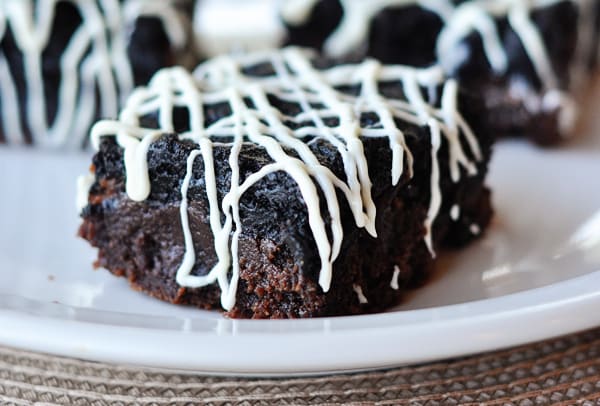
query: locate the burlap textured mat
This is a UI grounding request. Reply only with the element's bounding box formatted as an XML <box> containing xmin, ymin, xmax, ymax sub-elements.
<box><xmin>0</xmin><ymin>327</ymin><xmax>599</xmax><ymax>405</ymax></box>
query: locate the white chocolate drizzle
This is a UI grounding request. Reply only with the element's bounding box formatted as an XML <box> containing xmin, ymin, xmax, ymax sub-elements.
<box><xmin>281</xmin><ymin>0</ymin><xmax>597</xmax><ymax>135</ymax></box>
<box><xmin>280</xmin><ymin>0</ymin><xmax>322</xmax><ymax>25</ymax></box>
<box><xmin>88</xmin><ymin>47</ymin><xmax>481</xmax><ymax>311</ymax></box>
<box><xmin>390</xmin><ymin>265</ymin><xmax>401</xmax><ymax>290</ymax></box>
<box><xmin>450</xmin><ymin>204</ymin><xmax>460</xmax><ymax>221</ymax></box>
<box><xmin>352</xmin><ymin>284</ymin><xmax>369</xmax><ymax>304</ymax></box>
<box><xmin>0</xmin><ymin>0</ymin><xmax>190</xmax><ymax>148</ymax></box>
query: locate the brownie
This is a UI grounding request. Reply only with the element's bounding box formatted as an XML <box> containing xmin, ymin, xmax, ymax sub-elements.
<box><xmin>0</xmin><ymin>0</ymin><xmax>197</xmax><ymax>148</ymax></box>
<box><xmin>78</xmin><ymin>48</ymin><xmax>493</xmax><ymax>319</ymax></box>
<box><xmin>282</xmin><ymin>0</ymin><xmax>599</xmax><ymax>145</ymax></box>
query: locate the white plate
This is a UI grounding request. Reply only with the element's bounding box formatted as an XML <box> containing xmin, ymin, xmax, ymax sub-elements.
<box><xmin>1</xmin><ymin>85</ymin><xmax>600</xmax><ymax>376</ymax></box>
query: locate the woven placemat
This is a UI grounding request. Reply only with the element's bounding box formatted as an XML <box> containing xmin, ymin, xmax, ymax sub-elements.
<box><xmin>1</xmin><ymin>328</ymin><xmax>599</xmax><ymax>405</ymax></box>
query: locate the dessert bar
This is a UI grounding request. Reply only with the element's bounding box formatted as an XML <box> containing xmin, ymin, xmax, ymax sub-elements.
<box><xmin>0</xmin><ymin>0</ymin><xmax>196</xmax><ymax>148</ymax></box>
<box><xmin>283</xmin><ymin>0</ymin><xmax>600</xmax><ymax>144</ymax></box>
<box><xmin>78</xmin><ymin>48</ymin><xmax>494</xmax><ymax>318</ymax></box>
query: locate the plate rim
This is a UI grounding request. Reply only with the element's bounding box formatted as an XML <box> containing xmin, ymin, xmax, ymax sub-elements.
<box><xmin>1</xmin><ymin>271</ymin><xmax>599</xmax><ymax>376</ymax></box>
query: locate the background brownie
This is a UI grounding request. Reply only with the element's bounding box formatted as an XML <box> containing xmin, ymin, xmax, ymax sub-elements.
<box><xmin>0</xmin><ymin>0</ymin><xmax>197</xmax><ymax>148</ymax></box>
<box><xmin>282</xmin><ymin>0</ymin><xmax>599</xmax><ymax>145</ymax></box>
<box><xmin>78</xmin><ymin>49</ymin><xmax>494</xmax><ymax>318</ymax></box>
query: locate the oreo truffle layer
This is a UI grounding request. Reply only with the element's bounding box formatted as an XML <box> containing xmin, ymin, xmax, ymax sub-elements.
<box><xmin>0</xmin><ymin>0</ymin><xmax>197</xmax><ymax>148</ymax></box>
<box><xmin>78</xmin><ymin>48</ymin><xmax>493</xmax><ymax>318</ymax></box>
<box><xmin>282</xmin><ymin>0</ymin><xmax>599</xmax><ymax>145</ymax></box>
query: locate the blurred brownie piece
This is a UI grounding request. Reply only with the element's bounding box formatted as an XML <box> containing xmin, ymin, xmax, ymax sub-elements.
<box><xmin>282</xmin><ymin>0</ymin><xmax>599</xmax><ymax>145</ymax></box>
<box><xmin>0</xmin><ymin>0</ymin><xmax>197</xmax><ymax>148</ymax></box>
